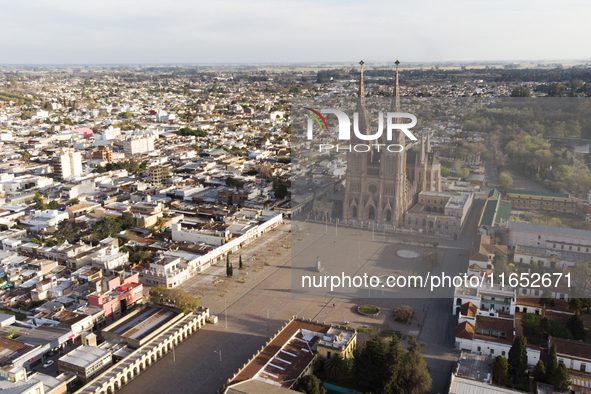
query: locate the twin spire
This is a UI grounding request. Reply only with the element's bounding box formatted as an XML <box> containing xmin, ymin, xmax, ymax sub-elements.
<box><xmin>358</xmin><ymin>59</ymin><xmax>400</xmax><ymax>108</ymax></box>
<box><xmin>356</xmin><ymin>60</ymin><xmax>402</xmax><ymax>142</ymax></box>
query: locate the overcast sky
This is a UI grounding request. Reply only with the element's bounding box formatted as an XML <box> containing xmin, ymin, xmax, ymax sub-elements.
<box><xmin>1</xmin><ymin>0</ymin><xmax>590</xmax><ymax>65</ymax></box>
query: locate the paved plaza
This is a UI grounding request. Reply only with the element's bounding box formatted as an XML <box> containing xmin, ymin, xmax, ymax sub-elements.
<box><xmin>118</xmin><ymin>198</ymin><xmax>483</xmax><ymax>394</ymax></box>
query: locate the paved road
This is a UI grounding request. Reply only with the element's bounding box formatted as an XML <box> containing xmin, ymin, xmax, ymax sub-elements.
<box><xmin>118</xmin><ymin>201</ymin><xmax>483</xmax><ymax>394</ymax></box>
<box><xmin>416</xmin><ymin>198</ymin><xmax>483</xmax><ymax>394</ymax></box>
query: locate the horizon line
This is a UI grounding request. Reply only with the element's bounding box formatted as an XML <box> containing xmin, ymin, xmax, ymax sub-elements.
<box><xmin>1</xmin><ymin>58</ymin><xmax>591</xmax><ymax>68</ymax></box>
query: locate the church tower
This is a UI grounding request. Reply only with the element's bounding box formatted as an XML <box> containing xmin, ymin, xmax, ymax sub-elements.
<box><xmin>344</xmin><ymin>60</ymin><xmax>410</xmax><ymax>227</ymax></box>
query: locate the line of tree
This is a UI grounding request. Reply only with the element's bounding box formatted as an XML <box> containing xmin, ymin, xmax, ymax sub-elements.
<box><xmin>493</xmin><ymin>336</ymin><xmax>571</xmax><ymax>391</ymax></box>
<box><xmin>95</xmin><ymin>159</ymin><xmax>147</xmax><ymax>174</ymax></box>
<box><xmin>177</xmin><ymin>126</ymin><xmax>208</xmax><ymax>138</ymax></box>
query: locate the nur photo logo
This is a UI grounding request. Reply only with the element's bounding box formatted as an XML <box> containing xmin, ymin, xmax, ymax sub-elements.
<box><xmin>304</xmin><ymin>107</ymin><xmax>419</xmax><ymax>152</ymax></box>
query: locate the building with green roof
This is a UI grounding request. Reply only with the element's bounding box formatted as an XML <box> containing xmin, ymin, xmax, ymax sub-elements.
<box><xmin>478</xmin><ymin>189</ymin><xmax>512</xmax><ymax>230</ymax></box>
<box><xmin>500</xmin><ymin>189</ymin><xmax>575</xmax><ymax>214</ymax></box>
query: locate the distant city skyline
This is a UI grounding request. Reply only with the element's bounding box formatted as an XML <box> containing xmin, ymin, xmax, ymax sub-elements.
<box><xmin>2</xmin><ymin>0</ymin><xmax>590</xmax><ymax>65</ymax></box>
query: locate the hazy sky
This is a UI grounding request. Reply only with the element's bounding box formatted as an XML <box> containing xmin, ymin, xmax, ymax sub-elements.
<box><xmin>1</xmin><ymin>0</ymin><xmax>590</xmax><ymax>65</ymax></box>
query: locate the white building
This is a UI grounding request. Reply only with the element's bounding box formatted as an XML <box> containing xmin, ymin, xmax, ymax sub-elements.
<box><xmin>123</xmin><ymin>136</ymin><xmax>155</xmax><ymax>157</ymax></box>
<box><xmin>139</xmin><ymin>253</ymin><xmax>195</xmax><ymax>289</ymax></box>
<box><xmin>91</xmin><ymin>245</ymin><xmax>129</xmax><ymax>274</ymax></box>
<box><xmin>56</xmin><ymin>150</ymin><xmax>83</xmax><ymax>179</ymax></box>
<box><xmin>25</xmin><ymin>209</ymin><xmax>70</xmax><ymax>228</ymax></box>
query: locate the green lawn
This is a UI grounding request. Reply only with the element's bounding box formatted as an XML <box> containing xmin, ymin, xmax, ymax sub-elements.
<box><xmin>356</xmin><ymin>327</ymin><xmax>373</xmax><ymax>335</ymax></box>
<box><xmin>358</xmin><ymin>305</ymin><xmax>379</xmax><ymax>315</ymax></box>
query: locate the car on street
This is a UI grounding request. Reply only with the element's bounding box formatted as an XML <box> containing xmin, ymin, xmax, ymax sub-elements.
<box><xmin>42</xmin><ymin>360</ymin><xmax>54</xmax><ymax>368</ymax></box>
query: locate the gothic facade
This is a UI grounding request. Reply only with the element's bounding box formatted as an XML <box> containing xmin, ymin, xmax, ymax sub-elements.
<box><xmin>343</xmin><ymin>61</ymin><xmax>442</xmax><ymax>227</ymax></box>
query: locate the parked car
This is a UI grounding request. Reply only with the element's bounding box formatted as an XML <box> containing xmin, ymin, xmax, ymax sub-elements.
<box><xmin>42</xmin><ymin>360</ymin><xmax>54</xmax><ymax>368</ymax></box>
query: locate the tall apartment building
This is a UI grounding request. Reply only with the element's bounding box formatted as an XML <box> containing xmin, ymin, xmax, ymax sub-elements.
<box><xmin>123</xmin><ymin>136</ymin><xmax>155</xmax><ymax>157</ymax></box>
<box><xmin>147</xmin><ymin>166</ymin><xmax>170</xmax><ymax>184</ymax></box>
<box><xmin>53</xmin><ymin>149</ymin><xmax>83</xmax><ymax>179</ymax></box>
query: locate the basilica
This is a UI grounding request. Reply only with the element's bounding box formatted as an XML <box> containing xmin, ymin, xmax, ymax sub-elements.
<box><xmin>343</xmin><ymin>61</ymin><xmax>442</xmax><ymax>227</ymax></box>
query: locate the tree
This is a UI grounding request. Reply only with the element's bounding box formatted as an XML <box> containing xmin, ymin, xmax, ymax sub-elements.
<box><xmin>539</xmin><ymin>290</ymin><xmax>555</xmax><ymax>307</ymax></box>
<box><xmin>547</xmin><ymin>344</ymin><xmax>558</xmax><ymax>384</ymax></box>
<box><xmin>532</xmin><ymin>360</ymin><xmax>546</xmax><ymax>383</ymax></box>
<box><xmin>521</xmin><ymin>313</ymin><xmax>540</xmax><ymax>341</ymax></box>
<box><xmin>275</xmin><ymin>184</ymin><xmax>288</xmax><ymax>199</ymax></box>
<box><xmin>167</xmin><ymin>288</ymin><xmax>200</xmax><ymax>314</ymax></box>
<box><xmin>6</xmin><ymin>328</ymin><xmax>19</xmax><ymax>339</ymax></box>
<box><xmin>353</xmin><ymin>335</ymin><xmax>402</xmax><ymax>394</ymax></box>
<box><xmin>67</xmin><ymin>198</ymin><xmax>79</xmax><ymax>206</ymax></box>
<box><xmin>572</xmin><ymin>262</ymin><xmax>591</xmax><ymax>298</ymax></box>
<box><xmin>569</xmin><ymin>298</ymin><xmax>583</xmax><ymax>314</ymax></box>
<box><xmin>548</xmin><ymin>319</ymin><xmax>573</xmax><ymax>339</ymax></box>
<box><xmin>126</xmin><ymin>246</ymin><xmax>153</xmax><ymax>264</ymax></box>
<box><xmin>552</xmin><ymin>363</ymin><xmax>571</xmax><ymax>392</ymax></box>
<box><xmin>53</xmin><ymin>222</ymin><xmax>81</xmax><ymax>245</ymax></box>
<box><xmin>324</xmin><ymin>354</ymin><xmax>348</xmax><ymax>379</ymax></box>
<box><xmin>566</xmin><ymin>314</ymin><xmax>585</xmax><ymax>340</ymax></box>
<box><xmin>239</xmin><ymin>255</ymin><xmax>243</xmax><ymax>269</ymax></box>
<box><xmin>492</xmin><ymin>356</ymin><xmax>509</xmax><ymax>386</ymax></box>
<box><xmin>421</xmin><ymin>252</ymin><xmax>440</xmax><ymax>270</ymax></box>
<box><xmin>120</xmin><ymin>212</ymin><xmax>135</xmax><ymax>230</ymax></box>
<box><xmin>511</xmin><ymin>86</ymin><xmax>531</xmax><ymax>97</ymax></box>
<box><xmin>294</xmin><ymin>375</ymin><xmax>326</xmax><ymax>394</ymax></box>
<box><xmin>498</xmin><ymin>172</ymin><xmax>513</xmax><ymax>189</ymax></box>
<box><xmin>459</xmin><ymin>167</ymin><xmax>470</xmax><ymax>179</ymax></box>
<box><xmin>508</xmin><ymin>335</ymin><xmax>528</xmax><ymax>377</ymax></box>
<box><xmin>226</xmin><ymin>254</ymin><xmax>230</xmax><ymax>277</ymax></box>
<box><xmin>493</xmin><ymin>252</ymin><xmax>509</xmax><ymax>278</ymax></box>
<box><xmin>395</xmin><ymin>305</ymin><xmax>413</xmax><ymax>322</ymax></box>
<box><xmin>259</xmin><ymin>164</ymin><xmax>273</xmax><ymax>179</ymax></box>
<box><xmin>399</xmin><ymin>335</ymin><xmax>432</xmax><ymax>394</ymax></box>
<box><xmin>229</xmin><ymin>263</ymin><xmax>233</xmax><ymax>277</ymax></box>
<box><xmin>149</xmin><ymin>285</ymin><xmax>166</xmax><ymax>304</ymax></box>
<box><xmin>540</xmin><ymin>317</ymin><xmax>550</xmax><ymax>335</ymax></box>
<box><xmin>149</xmin><ymin>285</ymin><xmax>199</xmax><ymax>313</ymax></box>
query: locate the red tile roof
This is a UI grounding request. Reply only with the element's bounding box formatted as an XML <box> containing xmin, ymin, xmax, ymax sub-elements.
<box><xmin>460</xmin><ymin>302</ymin><xmax>477</xmax><ymax>317</ymax></box>
<box><xmin>455</xmin><ymin>321</ymin><xmax>474</xmax><ymax>340</ymax></box>
<box><xmin>552</xmin><ymin>338</ymin><xmax>591</xmax><ymax>361</ymax></box>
